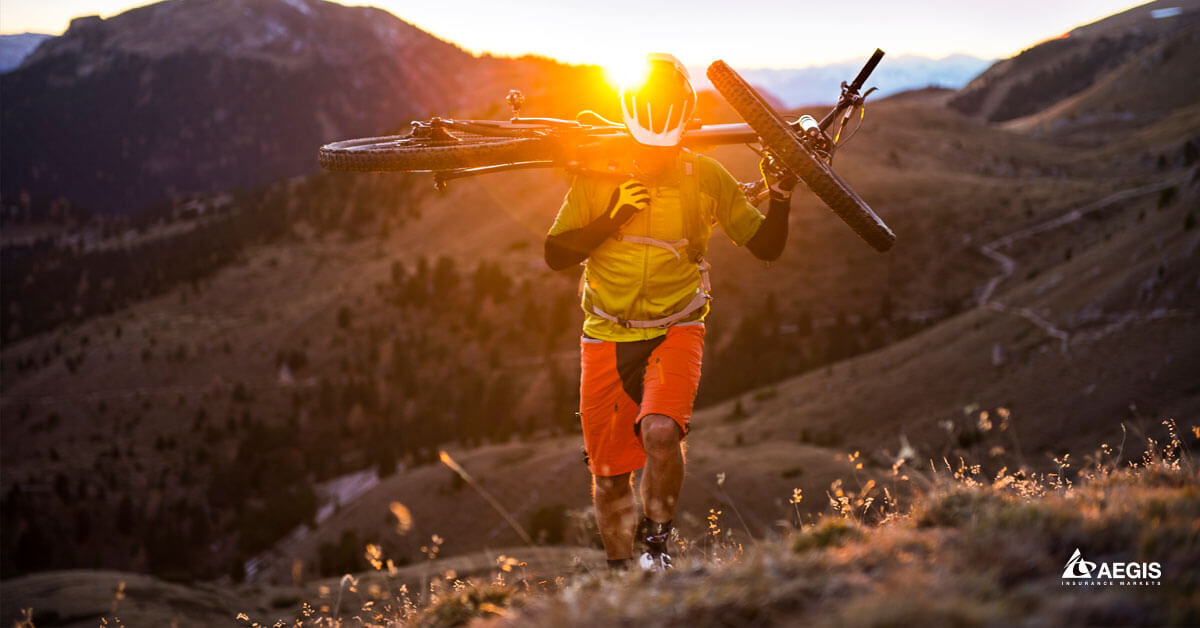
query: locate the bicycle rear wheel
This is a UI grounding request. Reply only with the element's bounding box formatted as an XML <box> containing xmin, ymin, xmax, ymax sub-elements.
<box><xmin>706</xmin><ymin>61</ymin><xmax>895</xmax><ymax>252</ymax></box>
<box><xmin>318</xmin><ymin>133</ymin><xmax>551</xmax><ymax>172</ymax></box>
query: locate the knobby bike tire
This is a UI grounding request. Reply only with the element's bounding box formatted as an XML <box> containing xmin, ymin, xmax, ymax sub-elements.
<box><xmin>706</xmin><ymin>61</ymin><xmax>896</xmax><ymax>252</ymax></box>
<box><xmin>318</xmin><ymin>133</ymin><xmax>551</xmax><ymax>172</ymax></box>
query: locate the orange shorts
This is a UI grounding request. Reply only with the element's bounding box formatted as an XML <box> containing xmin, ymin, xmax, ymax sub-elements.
<box><xmin>579</xmin><ymin>323</ymin><xmax>705</xmax><ymax>477</ymax></box>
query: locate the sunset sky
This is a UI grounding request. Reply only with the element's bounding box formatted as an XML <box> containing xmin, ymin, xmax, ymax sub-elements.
<box><xmin>1</xmin><ymin>0</ymin><xmax>1150</xmax><ymax>69</ymax></box>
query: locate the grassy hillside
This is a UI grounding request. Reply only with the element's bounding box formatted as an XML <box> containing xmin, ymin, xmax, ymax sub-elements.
<box><xmin>4</xmin><ymin>426</ymin><xmax>1193</xmax><ymax>627</ymax></box>
<box><xmin>1006</xmin><ymin>23</ymin><xmax>1200</xmax><ymax>139</ymax></box>
<box><xmin>491</xmin><ymin>438</ymin><xmax>1198</xmax><ymax>628</ymax></box>
<box><xmin>493</xmin><ymin>441</ymin><xmax>1197</xmax><ymax>628</ymax></box>
<box><xmin>948</xmin><ymin>0</ymin><xmax>1199</xmax><ymax>123</ymax></box>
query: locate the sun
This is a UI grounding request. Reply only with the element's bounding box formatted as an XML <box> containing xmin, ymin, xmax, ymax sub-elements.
<box><xmin>601</xmin><ymin>54</ymin><xmax>649</xmax><ymax>91</ymax></box>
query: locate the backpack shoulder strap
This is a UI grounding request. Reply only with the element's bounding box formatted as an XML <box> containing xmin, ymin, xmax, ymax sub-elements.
<box><xmin>679</xmin><ymin>150</ymin><xmax>707</xmax><ymax>262</ymax></box>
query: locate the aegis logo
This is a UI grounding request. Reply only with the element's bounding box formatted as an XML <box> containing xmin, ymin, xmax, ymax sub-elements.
<box><xmin>1062</xmin><ymin>548</ymin><xmax>1097</xmax><ymax>578</ymax></box>
<box><xmin>1061</xmin><ymin>548</ymin><xmax>1162</xmax><ymax>586</ymax></box>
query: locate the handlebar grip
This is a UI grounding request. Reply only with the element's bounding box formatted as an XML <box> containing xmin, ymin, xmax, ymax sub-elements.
<box><xmin>848</xmin><ymin>48</ymin><xmax>885</xmax><ymax>92</ymax></box>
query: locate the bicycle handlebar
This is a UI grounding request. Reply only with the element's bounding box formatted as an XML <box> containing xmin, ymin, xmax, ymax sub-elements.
<box><xmin>817</xmin><ymin>48</ymin><xmax>884</xmax><ymax>133</ymax></box>
<box><xmin>848</xmin><ymin>48</ymin><xmax>885</xmax><ymax>94</ymax></box>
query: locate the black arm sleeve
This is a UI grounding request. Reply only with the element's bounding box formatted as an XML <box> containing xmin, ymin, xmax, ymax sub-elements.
<box><xmin>544</xmin><ymin>209</ymin><xmax>631</xmax><ymax>270</ymax></box>
<box><xmin>745</xmin><ymin>197</ymin><xmax>791</xmax><ymax>261</ymax></box>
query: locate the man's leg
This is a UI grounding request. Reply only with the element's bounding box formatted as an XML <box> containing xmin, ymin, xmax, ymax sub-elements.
<box><xmin>593</xmin><ymin>472</ymin><xmax>637</xmax><ymax>561</ymax></box>
<box><xmin>580</xmin><ymin>335</ymin><xmax>648</xmax><ymax>567</ymax></box>
<box><xmin>639</xmin><ymin>414</ymin><xmax>684</xmax><ymax>524</ymax></box>
<box><xmin>633</xmin><ymin>325</ymin><xmax>703</xmax><ymax>570</ymax></box>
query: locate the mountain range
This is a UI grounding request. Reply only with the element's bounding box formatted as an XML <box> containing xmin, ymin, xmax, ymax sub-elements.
<box><xmin>1</xmin><ymin>0</ymin><xmax>475</xmax><ymax>214</ymax></box>
<box><xmin>691</xmin><ymin>53</ymin><xmax>992</xmax><ymax>108</ymax></box>
<box><xmin>1</xmin><ymin>2</ymin><xmax>992</xmax><ymax>217</ymax></box>
<box><xmin>950</xmin><ymin>0</ymin><xmax>1200</xmax><ymax>122</ymax></box>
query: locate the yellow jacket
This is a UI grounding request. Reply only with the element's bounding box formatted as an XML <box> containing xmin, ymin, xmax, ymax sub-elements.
<box><xmin>548</xmin><ymin>151</ymin><xmax>764</xmax><ymax>341</ymax></box>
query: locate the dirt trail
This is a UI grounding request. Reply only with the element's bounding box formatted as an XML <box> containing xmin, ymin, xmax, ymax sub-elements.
<box><xmin>976</xmin><ymin>181</ymin><xmax>1175</xmax><ymax>352</ymax></box>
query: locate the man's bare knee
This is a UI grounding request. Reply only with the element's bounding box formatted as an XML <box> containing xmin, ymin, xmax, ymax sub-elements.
<box><xmin>594</xmin><ymin>472</ymin><xmax>632</xmax><ymax>497</ymax></box>
<box><xmin>641</xmin><ymin>414</ymin><xmax>682</xmax><ymax>457</ymax></box>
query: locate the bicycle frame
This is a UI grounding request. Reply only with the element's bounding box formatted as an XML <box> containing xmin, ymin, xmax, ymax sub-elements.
<box><xmin>426</xmin><ymin>120</ymin><xmax>760</xmax><ymax>187</ymax></box>
<box><xmin>317</xmin><ymin>49</ymin><xmax>892</xmax><ymax>250</ymax></box>
<box><xmin>417</xmin><ymin>48</ymin><xmax>885</xmax><ymax>194</ymax></box>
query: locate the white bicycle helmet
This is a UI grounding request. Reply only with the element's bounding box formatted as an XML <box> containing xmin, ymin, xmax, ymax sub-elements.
<box><xmin>619</xmin><ymin>53</ymin><xmax>696</xmax><ymax>147</ymax></box>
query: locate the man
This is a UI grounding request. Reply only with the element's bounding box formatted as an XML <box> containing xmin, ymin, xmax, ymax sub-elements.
<box><xmin>543</xmin><ymin>53</ymin><xmax>795</xmax><ymax>571</ymax></box>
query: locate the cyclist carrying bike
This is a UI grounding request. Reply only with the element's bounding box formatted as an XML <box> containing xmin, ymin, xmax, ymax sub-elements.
<box><xmin>544</xmin><ymin>53</ymin><xmax>796</xmax><ymax>571</ymax></box>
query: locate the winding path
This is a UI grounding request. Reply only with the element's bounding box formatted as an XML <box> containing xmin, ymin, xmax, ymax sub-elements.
<box><xmin>976</xmin><ymin>181</ymin><xmax>1177</xmax><ymax>353</ymax></box>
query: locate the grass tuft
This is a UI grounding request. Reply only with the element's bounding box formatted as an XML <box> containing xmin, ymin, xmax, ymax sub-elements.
<box><xmin>415</xmin><ymin>584</ymin><xmax>514</xmax><ymax>628</ymax></box>
<box><xmin>791</xmin><ymin>517</ymin><xmax>864</xmax><ymax>552</ymax></box>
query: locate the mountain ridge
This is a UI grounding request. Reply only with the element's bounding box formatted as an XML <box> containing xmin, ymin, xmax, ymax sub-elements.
<box><xmin>20</xmin><ymin>0</ymin><xmax>464</xmax><ymax>72</ymax></box>
<box><xmin>690</xmin><ymin>53</ymin><xmax>992</xmax><ymax>108</ymax></box>
<box><xmin>949</xmin><ymin>0</ymin><xmax>1200</xmax><ymax>123</ymax></box>
<box><xmin>0</xmin><ymin>0</ymin><xmax>476</xmax><ymax>215</ymax></box>
<box><xmin>0</xmin><ymin>33</ymin><xmax>52</xmax><ymax>73</ymax></box>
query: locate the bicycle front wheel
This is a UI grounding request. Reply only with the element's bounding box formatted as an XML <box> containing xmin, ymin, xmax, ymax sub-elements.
<box><xmin>706</xmin><ymin>61</ymin><xmax>895</xmax><ymax>252</ymax></box>
<box><xmin>318</xmin><ymin>133</ymin><xmax>551</xmax><ymax>172</ymax></box>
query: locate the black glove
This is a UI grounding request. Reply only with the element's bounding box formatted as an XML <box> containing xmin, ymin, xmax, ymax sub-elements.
<box><xmin>605</xmin><ymin>180</ymin><xmax>650</xmax><ymax>224</ymax></box>
<box><xmin>759</xmin><ymin>153</ymin><xmax>798</xmax><ymax>201</ymax></box>
<box><xmin>544</xmin><ymin>179</ymin><xmax>649</xmax><ymax>270</ymax></box>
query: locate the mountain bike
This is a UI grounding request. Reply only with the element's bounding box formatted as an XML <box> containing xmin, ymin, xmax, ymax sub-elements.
<box><xmin>319</xmin><ymin>50</ymin><xmax>895</xmax><ymax>252</ymax></box>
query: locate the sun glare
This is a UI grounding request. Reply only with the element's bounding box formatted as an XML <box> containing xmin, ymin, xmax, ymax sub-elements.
<box><xmin>602</xmin><ymin>55</ymin><xmax>649</xmax><ymax>91</ymax></box>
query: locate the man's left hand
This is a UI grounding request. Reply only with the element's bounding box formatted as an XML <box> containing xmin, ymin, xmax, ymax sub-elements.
<box><xmin>759</xmin><ymin>152</ymin><xmax>798</xmax><ymax>201</ymax></box>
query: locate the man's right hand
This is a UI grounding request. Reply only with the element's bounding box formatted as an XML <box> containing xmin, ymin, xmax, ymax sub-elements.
<box><xmin>606</xmin><ymin>180</ymin><xmax>650</xmax><ymax>223</ymax></box>
<box><xmin>545</xmin><ymin>179</ymin><xmax>650</xmax><ymax>270</ymax></box>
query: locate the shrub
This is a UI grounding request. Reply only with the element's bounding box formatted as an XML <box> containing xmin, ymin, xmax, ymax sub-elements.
<box><xmin>528</xmin><ymin>504</ymin><xmax>567</xmax><ymax>545</ymax></box>
<box><xmin>915</xmin><ymin>487</ymin><xmax>1007</xmax><ymax>528</ymax></box>
<box><xmin>416</xmin><ymin>585</ymin><xmax>513</xmax><ymax>628</ymax></box>
<box><xmin>753</xmin><ymin>387</ymin><xmax>778</xmax><ymax>402</ymax></box>
<box><xmin>318</xmin><ymin>530</ymin><xmax>362</xmax><ymax>577</ymax></box>
<box><xmin>1157</xmin><ymin>185</ymin><xmax>1176</xmax><ymax>208</ymax></box>
<box><xmin>792</xmin><ymin>517</ymin><xmax>864</xmax><ymax>552</ymax></box>
<box><xmin>781</xmin><ymin>466</ymin><xmax>804</xmax><ymax>479</ymax></box>
<box><xmin>726</xmin><ymin>399</ymin><xmax>748</xmax><ymax>422</ymax></box>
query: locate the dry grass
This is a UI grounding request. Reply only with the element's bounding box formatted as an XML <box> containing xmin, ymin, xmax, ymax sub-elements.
<box><xmin>219</xmin><ymin>422</ymin><xmax>1198</xmax><ymax>628</ymax></box>
<box><xmin>3</xmin><ymin>421</ymin><xmax>1191</xmax><ymax>627</ymax></box>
